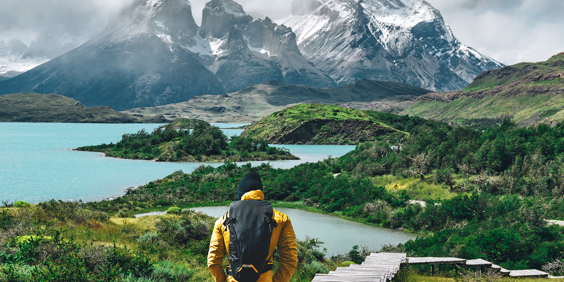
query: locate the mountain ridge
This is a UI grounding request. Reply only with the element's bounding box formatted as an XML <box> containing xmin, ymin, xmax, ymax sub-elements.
<box><xmin>403</xmin><ymin>53</ymin><xmax>564</xmax><ymax>127</ymax></box>
<box><xmin>123</xmin><ymin>78</ymin><xmax>431</xmax><ymax>123</ymax></box>
<box><xmin>279</xmin><ymin>0</ymin><xmax>504</xmax><ymax>91</ymax></box>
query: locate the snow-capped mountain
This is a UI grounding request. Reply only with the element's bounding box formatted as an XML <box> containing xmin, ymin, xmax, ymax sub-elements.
<box><xmin>0</xmin><ymin>30</ymin><xmax>90</xmax><ymax>79</ymax></box>
<box><xmin>0</xmin><ymin>0</ymin><xmax>225</xmax><ymax>110</ymax></box>
<box><xmin>1</xmin><ymin>0</ymin><xmax>504</xmax><ymax>109</ymax></box>
<box><xmin>279</xmin><ymin>0</ymin><xmax>504</xmax><ymax>91</ymax></box>
<box><xmin>0</xmin><ymin>39</ymin><xmax>48</xmax><ymax>79</ymax></box>
<box><xmin>201</xmin><ymin>0</ymin><xmax>336</xmax><ymax>92</ymax></box>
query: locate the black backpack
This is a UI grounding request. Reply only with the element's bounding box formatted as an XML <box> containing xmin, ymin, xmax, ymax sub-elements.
<box><xmin>224</xmin><ymin>200</ymin><xmax>278</xmax><ymax>282</ymax></box>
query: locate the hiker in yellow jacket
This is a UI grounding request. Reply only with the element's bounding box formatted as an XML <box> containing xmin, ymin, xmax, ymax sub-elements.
<box><xmin>208</xmin><ymin>172</ymin><xmax>298</xmax><ymax>282</ymax></box>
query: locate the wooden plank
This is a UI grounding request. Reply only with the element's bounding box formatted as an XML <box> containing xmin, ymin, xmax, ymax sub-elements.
<box><xmin>466</xmin><ymin>259</ymin><xmax>492</xmax><ymax>267</ymax></box>
<box><xmin>509</xmin><ymin>269</ymin><xmax>549</xmax><ymax>278</ymax></box>
<box><xmin>407</xmin><ymin>257</ymin><xmax>467</xmax><ymax>265</ymax></box>
<box><xmin>313</xmin><ymin>278</ymin><xmax>383</xmax><ymax>282</ymax></box>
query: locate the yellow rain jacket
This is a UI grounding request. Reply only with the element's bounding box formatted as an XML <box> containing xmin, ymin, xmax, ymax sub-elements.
<box><xmin>208</xmin><ymin>190</ymin><xmax>298</xmax><ymax>282</ymax></box>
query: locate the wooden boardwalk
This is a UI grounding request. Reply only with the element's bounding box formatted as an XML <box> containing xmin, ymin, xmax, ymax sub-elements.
<box><xmin>312</xmin><ymin>253</ymin><xmax>406</xmax><ymax>282</ymax></box>
<box><xmin>313</xmin><ymin>253</ymin><xmax>551</xmax><ymax>281</ymax></box>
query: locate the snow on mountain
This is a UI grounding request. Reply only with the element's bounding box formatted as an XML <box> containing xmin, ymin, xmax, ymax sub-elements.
<box><xmin>0</xmin><ymin>0</ymin><xmax>225</xmax><ymax>110</ymax></box>
<box><xmin>0</xmin><ymin>39</ymin><xmax>46</xmax><ymax>77</ymax></box>
<box><xmin>200</xmin><ymin>0</ymin><xmax>336</xmax><ymax>92</ymax></box>
<box><xmin>280</xmin><ymin>0</ymin><xmax>504</xmax><ymax>91</ymax></box>
<box><xmin>0</xmin><ymin>30</ymin><xmax>92</xmax><ymax>77</ymax></box>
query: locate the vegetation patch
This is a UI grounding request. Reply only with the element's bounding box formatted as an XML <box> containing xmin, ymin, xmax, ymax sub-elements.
<box><xmin>76</xmin><ymin>118</ymin><xmax>298</xmax><ymax>162</ymax></box>
<box><xmin>13</xmin><ymin>201</ymin><xmax>31</xmax><ymax>208</ymax></box>
<box><xmin>242</xmin><ymin>104</ymin><xmax>408</xmax><ymax>144</ymax></box>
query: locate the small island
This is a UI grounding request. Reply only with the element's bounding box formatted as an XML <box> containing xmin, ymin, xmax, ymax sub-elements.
<box><xmin>76</xmin><ymin>118</ymin><xmax>298</xmax><ymax>162</ymax></box>
<box><xmin>241</xmin><ymin>104</ymin><xmax>409</xmax><ymax>145</ymax></box>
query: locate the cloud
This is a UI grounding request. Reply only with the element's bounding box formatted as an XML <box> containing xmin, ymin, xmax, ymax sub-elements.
<box><xmin>190</xmin><ymin>0</ymin><xmax>291</xmax><ymax>23</ymax></box>
<box><xmin>426</xmin><ymin>0</ymin><xmax>564</xmax><ymax>64</ymax></box>
<box><xmin>0</xmin><ymin>0</ymin><xmax>133</xmax><ymax>44</ymax></box>
<box><xmin>0</xmin><ymin>0</ymin><xmax>561</xmax><ymax>65</ymax></box>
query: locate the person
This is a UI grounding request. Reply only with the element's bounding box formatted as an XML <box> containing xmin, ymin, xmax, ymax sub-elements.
<box><xmin>208</xmin><ymin>172</ymin><xmax>298</xmax><ymax>282</ymax></box>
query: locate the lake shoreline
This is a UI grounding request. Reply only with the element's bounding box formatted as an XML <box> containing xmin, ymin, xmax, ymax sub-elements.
<box><xmin>131</xmin><ymin>201</ymin><xmax>424</xmax><ymax>238</ymax></box>
<box><xmin>132</xmin><ymin>204</ymin><xmax>419</xmax><ymax>255</ymax></box>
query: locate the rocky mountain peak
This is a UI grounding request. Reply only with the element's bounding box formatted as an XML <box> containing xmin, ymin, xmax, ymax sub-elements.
<box><xmin>202</xmin><ymin>0</ymin><xmax>336</xmax><ymax>90</ymax></box>
<box><xmin>221</xmin><ymin>27</ymin><xmax>249</xmax><ymax>53</ymax></box>
<box><xmin>200</xmin><ymin>0</ymin><xmax>253</xmax><ymax>39</ymax></box>
<box><xmin>280</xmin><ymin>0</ymin><xmax>504</xmax><ymax>91</ymax></box>
<box><xmin>107</xmin><ymin>0</ymin><xmax>199</xmax><ymax>41</ymax></box>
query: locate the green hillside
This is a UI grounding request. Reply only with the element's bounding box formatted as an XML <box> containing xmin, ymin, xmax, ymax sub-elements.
<box><xmin>241</xmin><ymin>104</ymin><xmax>409</xmax><ymax>145</ymax></box>
<box><xmin>404</xmin><ymin>53</ymin><xmax>564</xmax><ymax>127</ymax></box>
<box><xmin>0</xmin><ymin>92</ymin><xmax>168</xmax><ymax>123</ymax></box>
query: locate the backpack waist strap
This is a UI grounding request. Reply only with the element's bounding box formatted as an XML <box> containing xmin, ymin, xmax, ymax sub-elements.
<box><xmin>226</xmin><ymin>264</ymin><xmax>273</xmax><ymax>277</ymax></box>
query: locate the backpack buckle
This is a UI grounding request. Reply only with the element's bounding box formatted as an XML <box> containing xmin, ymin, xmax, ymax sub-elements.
<box><xmin>223</xmin><ymin>217</ymin><xmax>238</xmax><ymax>230</ymax></box>
<box><xmin>239</xmin><ymin>264</ymin><xmax>259</xmax><ymax>273</ymax></box>
<box><xmin>265</xmin><ymin>216</ymin><xmax>278</xmax><ymax>228</ymax></box>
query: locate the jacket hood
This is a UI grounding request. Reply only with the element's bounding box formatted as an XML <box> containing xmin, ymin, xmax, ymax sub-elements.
<box><xmin>241</xmin><ymin>190</ymin><xmax>265</xmax><ymax>201</ymax></box>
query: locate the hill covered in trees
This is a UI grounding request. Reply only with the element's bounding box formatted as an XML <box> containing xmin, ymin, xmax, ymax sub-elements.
<box><xmin>76</xmin><ymin>118</ymin><xmax>297</xmax><ymax>162</ymax></box>
<box><xmin>241</xmin><ymin>104</ymin><xmax>409</xmax><ymax>145</ymax></box>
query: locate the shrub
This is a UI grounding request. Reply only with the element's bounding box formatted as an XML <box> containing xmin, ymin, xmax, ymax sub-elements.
<box><xmin>151</xmin><ymin>261</ymin><xmax>195</xmax><ymax>281</ymax></box>
<box><xmin>166</xmin><ymin>207</ymin><xmax>181</xmax><ymax>215</ymax></box>
<box><xmin>348</xmin><ymin>245</ymin><xmax>364</xmax><ymax>264</ymax></box>
<box><xmin>155</xmin><ymin>213</ymin><xmax>213</xmax><ymax>246</ymax></box>
<box><xmin>13</xmin><ymin>201</ymin><xmax>31</xmax><ymax>208</ymax></box>
<box><xmin>1</xmin><ymin>235</ymin><xmax>153</xmax><ymax>281</ymax></box>
<box><xmin>339</xmin><ymin>261</ymin><xmax>356</xmax><ymax>267</ymax></box>
<box><xmin>0</xmin><ymin>210</ymin><xmax>17</xmax><ymax>230</ymax></box>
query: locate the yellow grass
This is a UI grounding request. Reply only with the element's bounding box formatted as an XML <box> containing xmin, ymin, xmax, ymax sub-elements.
<box><xmin>108</xmin><ymin>214</ymin><xmax>180</xmax><ymax>232</ymax></box>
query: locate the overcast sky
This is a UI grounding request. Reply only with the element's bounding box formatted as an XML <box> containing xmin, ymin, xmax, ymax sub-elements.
<box><xmin>0</xmin><ymin>0</ymin><xmax>562</xmax><ymax>65</ymax></box>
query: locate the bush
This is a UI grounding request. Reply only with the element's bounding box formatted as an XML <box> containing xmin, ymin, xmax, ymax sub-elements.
<box><xmin>339</xmin><ymin>261</ymin><xmax>356</xmax><ymax>267</ymax></box>
<box><xmin>348</xmin><ymin>245</ymin><xmax>364</xmax><ymax>264</ymax></box>
<box><xmin>166</xmin><ymin>207</ymin><xmax>181</xmax><ymax>214</ymax></box>
<box><xmin>150</xmin><ymin>261</ymin><xmax>195</xmax><ymax>281</ymax></box>
<box><xmin>155</xmin><ymin>213</ymin><xmax>212</xmax><ymax>246</ymax></box>
<box><xmin>0</xmin><ymin>235</ymin><xmax>153</xmax><ymax>281</ymax></box>
<box><xmin>13</xmin><ymin>201</ymin><xmax>31</xmax><ymax>208</ymax></box>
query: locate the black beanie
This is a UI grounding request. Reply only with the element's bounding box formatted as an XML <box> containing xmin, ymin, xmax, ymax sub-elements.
<box><xmin>238</xmin><ymin>172</ymin><xmax>263</xmax><ymax>200</ymax></box>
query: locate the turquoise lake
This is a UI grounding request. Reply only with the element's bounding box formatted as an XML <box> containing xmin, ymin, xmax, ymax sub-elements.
<box><xmin>0</xmin><ymin>123</ymin><xmax>355</xmax><ymax>203</ymax></box>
